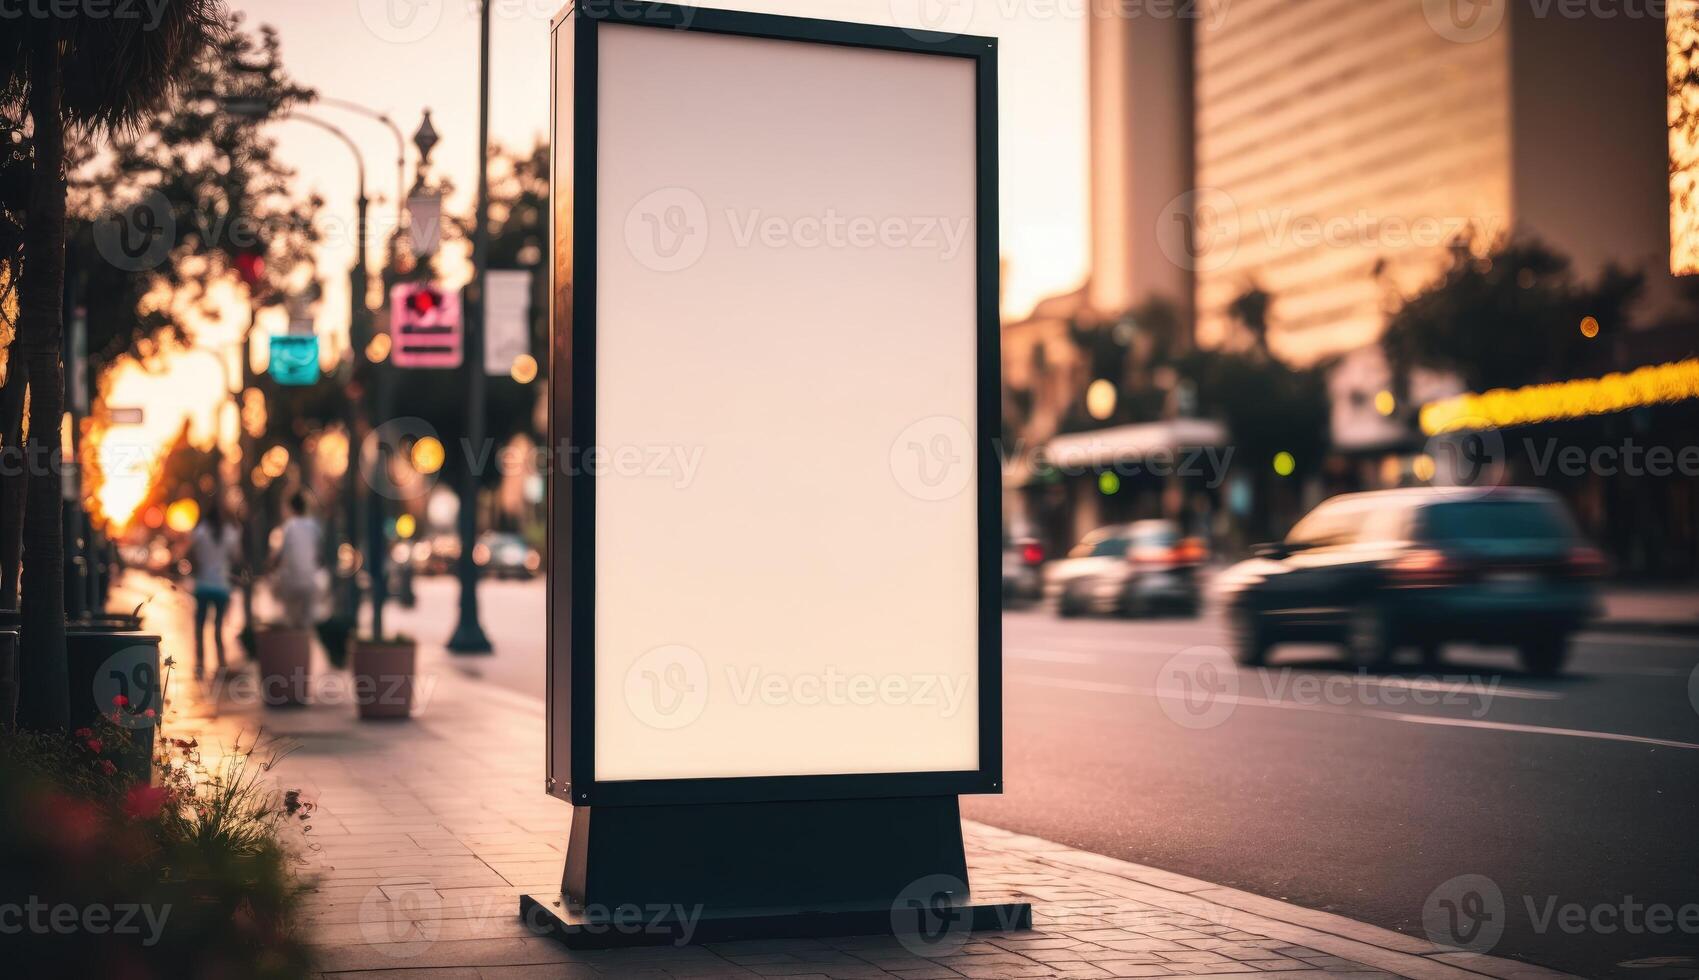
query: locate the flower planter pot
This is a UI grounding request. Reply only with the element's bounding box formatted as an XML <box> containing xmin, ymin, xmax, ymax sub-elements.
<box><xmin>64</xmin><ymin>629</ymin><xmax>161</xmax><ymax>784</ymax></box>
<box><xmin>351</xmin><ymin>638</ymin><xmax>416</xmax><ymax>720</ymax></box>
<box><xmin>254</xmin><ymin>626</ymin><xmax>313</xmax><ymax>707</ymax></box>
<box><xmin>0</xmin><ymin>627</ymin><xmax>17</xmax><ymax>731</ymax></box>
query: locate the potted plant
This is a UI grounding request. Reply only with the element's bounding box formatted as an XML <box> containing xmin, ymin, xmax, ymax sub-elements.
<box><xmin>351</xmin><ymin>635</ymin><xmax>416</xmax><ymax>720</ymax></box>
<box><xmin>253</xmin><ymin>625</ymin><xmax>313</xmax><ymax>707</ymax></box>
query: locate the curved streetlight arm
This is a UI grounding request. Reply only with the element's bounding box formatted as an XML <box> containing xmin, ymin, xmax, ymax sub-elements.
<box><xmin>284</xmin><ymin>112</ymin><xmax>367</xmax><ymax>205</ymax></box>
<box><xmin>315</xmin><ymin>96</ymin><xmax>408</xmax><ymax>239</ymax></box>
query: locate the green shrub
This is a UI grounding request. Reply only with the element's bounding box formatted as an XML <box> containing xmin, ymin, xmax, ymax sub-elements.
<box><xmin>0</xmin><ymin>707</ymin><xmax>317</xmax><ymax>979</ymax></box>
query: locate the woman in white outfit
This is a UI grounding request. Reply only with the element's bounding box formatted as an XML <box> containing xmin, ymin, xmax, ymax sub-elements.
<box><xmin>271</xmin><ymin>492</ymin><xmax>323</xmax><ymax>629</ymax></box>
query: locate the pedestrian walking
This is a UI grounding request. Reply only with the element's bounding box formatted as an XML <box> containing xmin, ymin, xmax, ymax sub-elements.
<box><xmin>186</xmin><ymin>501</ymin><xmax>241</xmax><ymax>679</ymax></box>
<box><xmin>271</xmin><ymin>492</ymin><xmax>324</xmax><ymax>629</ymax></box>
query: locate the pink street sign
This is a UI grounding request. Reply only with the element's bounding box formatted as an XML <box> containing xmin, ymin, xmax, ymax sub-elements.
<box><xmin>390</xmin><ymin>283</ymin><xmax>463</xmax><ymax>369</ymax></box>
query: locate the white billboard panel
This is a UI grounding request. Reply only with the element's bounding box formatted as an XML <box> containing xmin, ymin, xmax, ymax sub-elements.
<box><xmin>549</xmin><ymin>4</ymin><xmax>999</xmax><ymax>806</ymax></box>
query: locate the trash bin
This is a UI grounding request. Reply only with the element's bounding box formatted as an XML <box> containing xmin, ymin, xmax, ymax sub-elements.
<box><xmin>65</xmin><ymin>628</ymin><xmax>162</xmax><ymax>783</ymax></box>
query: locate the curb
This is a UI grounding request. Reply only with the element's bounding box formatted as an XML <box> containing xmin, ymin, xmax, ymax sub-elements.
<box><xmin>965</xmin><ymin>821</ymin><xmax>1581</xmax><ymax>980</ymax></box>
<box><xmin>1584</xmin><ymin>619</ymin><xmax>1699</xmax><ymax>638</ymax></box>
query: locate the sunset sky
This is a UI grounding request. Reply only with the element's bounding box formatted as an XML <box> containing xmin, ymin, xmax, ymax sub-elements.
<box><xmin>235</xmin><ymin>0</ymin><xmax>1090</xmax><ymax>328</ymax></box>
<box><xmin>93</xmin><ymin>0</ymin><xmax>1089</xmax><ymax>527</ymax></box>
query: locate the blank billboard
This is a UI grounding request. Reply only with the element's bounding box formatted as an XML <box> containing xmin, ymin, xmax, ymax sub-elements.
<box><xmin>550</xmin><ymin>5</ymin><xmax>998</xmax><ymax>804</ymax></box>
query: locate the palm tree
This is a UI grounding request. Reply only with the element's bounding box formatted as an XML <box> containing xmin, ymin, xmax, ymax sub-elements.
<box><xmin>1227</xmin><ymin>284</ymin><xmax>1272</xmax><ymax>356</ymax></box>
<box><xmin>0</xmin><ymin>2</ymin><xmax>224</xmax><ymax>729</ymax></box>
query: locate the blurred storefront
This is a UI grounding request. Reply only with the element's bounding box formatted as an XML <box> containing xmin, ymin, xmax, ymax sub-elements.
<box><xmin>1322</xmin><ymin>332</ymin><xmax>1699</xmax><ymax>579</ymax></box>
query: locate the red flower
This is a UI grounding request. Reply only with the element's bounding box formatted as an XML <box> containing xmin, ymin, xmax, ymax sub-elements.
<box><xmin>85</xmin><ymin>739</ymin><xmax>104</xmax><ymax>754</ymax></box>
<box><xmin>143</xmin><ymin>708</ymin><xmax>156</xmax><ymax>719</ymax></box>
<box><xmin>73</xmin><ymin>727</ymin><xmax>93</xmax><ymax>739</ymax></box>
<box><xmin>122</xmin><ymin>785</ymin><xmax>169</xmax><ymax>820</ymax></box>
<box><xmin>112</xmin><ymin>694</ymin><xmax>129</xmax><ymax>707</ymax></box>
<box><xmin>98</xmin><ymin>760</ymin><xmax>117</xmax><ymax>776</ymax></box>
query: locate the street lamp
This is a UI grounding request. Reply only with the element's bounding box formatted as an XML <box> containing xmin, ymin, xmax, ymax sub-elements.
<box><xmin>282</xmin><ymin>112</ymin><xmax>383</xmax><ymax>634</ymax></box>
<box><xmin>315</xmin><ymin>96</ymin><xmax>408</xmax><ymax>247</ymax></box>
<box><xmin>447</xmin><ymin>5</ymin><xmax>494</xmax><ymax>654</ymax></box>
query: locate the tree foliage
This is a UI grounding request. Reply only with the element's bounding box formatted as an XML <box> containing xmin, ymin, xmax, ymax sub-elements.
<box><xmin>1381</xmin><ymin>236</ymin><xmax>1642</xmax><ymax>393</ymax></box>
<box><xmin>69</xmin><ymin>15</ymin><xmax>320</xmax><ymax>368</ymax></box>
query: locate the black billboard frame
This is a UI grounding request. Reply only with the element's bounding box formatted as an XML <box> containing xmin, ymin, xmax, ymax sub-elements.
<box><xmin>546</xmin><ymin>0</ymin><xmax>1005</xmax><ymax>812</ymax></box>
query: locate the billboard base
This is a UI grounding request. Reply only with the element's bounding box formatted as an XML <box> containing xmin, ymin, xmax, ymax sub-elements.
<box><xmin>520</xmin><ymin>890</ymin><xmax>1030</xmax><ymax>949</ymax></box>
<box><xmin>519</xmin><ymin>795</ymin><xmax>1030</xmax><ymax>948</ymax></box>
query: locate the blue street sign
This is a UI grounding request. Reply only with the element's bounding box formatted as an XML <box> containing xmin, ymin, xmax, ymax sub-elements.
<box><xmin>270</xmin><ymin>334</ymin><xmax>321</xmax><ymax>386</ymax></box>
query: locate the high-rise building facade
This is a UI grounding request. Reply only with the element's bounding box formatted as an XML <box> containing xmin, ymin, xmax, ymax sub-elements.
<box><xmin>1084</xmin><ymin>0</ymin><xmax>1673</xmax><ymax>366</ymax></box>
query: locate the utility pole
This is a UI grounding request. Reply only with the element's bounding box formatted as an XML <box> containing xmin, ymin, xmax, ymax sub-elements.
<box><xmin>448</xmin><ymin>0</ymin><xmax>493</xmax><ymax>653</ymax></box>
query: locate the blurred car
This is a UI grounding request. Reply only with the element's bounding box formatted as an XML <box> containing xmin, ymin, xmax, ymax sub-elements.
<box><xmin>1214</xmin><ymin>487</ymin><xmax>1604</xmax><ymax>674</ymax></box>
<box><xmin>1002</xmin><ymin>534</ymin><xmax>1044</xmax><ymax>606</ymax></box>
<box><xmin>472</xmin><ymin>532</ymin><xmax>541</xmax><ymax>580</ymax></box>
<box><xmin>421</xmin><ymin>534</ymin><xmax>460</xmax><ymax>575</ymax></box>
<box><xmin>1053</xmin><ymin>520</ymin><xmax>1207</xmax><ymax>618</ymax></box>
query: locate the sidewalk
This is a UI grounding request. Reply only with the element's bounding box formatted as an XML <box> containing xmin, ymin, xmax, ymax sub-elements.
<box><xmin>122</xmin><ymin>577</ymin><xmax>1576</xmax><ymax>980</ymax></box>
<box><xmin>1596</xmin><ymin>587</ymin><xmax>1699</xmax><ymax>635</ymax></box>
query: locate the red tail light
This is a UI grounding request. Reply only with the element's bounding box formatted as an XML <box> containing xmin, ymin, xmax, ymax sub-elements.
<box><xmin>1387</xmin><ymin>548</ymin><xmax>1456</xmax><ymax>588</ymax></box>
<box><xmin>1173</xmin><ymin>537</ymin><xmax>1208</xmax><ymax>565</ymax></box>
<box><xmin>1568</xmin><ymin>545</ymin><xmax>1606</xmax><ymax>579</ymax></box>
<box><xmin>1020</xmin><ymin>543</ymin><xmax>1044</xmax><ymax>566</ymax></box>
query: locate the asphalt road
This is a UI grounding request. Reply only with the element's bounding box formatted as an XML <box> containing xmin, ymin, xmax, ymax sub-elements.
<box><xmin>394</xmin><ymin>576</ymin><xmax>1699</xmax><ymax>979</ymax></box>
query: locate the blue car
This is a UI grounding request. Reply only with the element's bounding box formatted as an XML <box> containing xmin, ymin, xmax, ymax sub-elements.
<box><xmin>1215</xmin><ymin>487</ymin><xmax>1604</xmax><ymax>675</ymax></box>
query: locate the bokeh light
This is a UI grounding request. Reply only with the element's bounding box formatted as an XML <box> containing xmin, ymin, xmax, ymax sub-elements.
<box><xmin>164</xmin><ymin>498</ymin><xmax>200</xmax><ymax>534</ymax></box>
<box><xmin>411</xmin><ymin>436</ymin><xmax>446</xmax><ymax>475</ymax></box>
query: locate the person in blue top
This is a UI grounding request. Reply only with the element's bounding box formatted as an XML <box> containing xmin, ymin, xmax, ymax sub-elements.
<box><xmin>186</xmin><ymin>501</ymin><xmax>241</xmax><ymax>679</ymax></box>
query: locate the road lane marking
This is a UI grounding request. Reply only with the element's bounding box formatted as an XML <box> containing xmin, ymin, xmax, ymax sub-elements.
<box><xmin>1006</xmin><ymin>647</ymin><xmax>1100</xmax><ymax>664</ymax></box>
<box><xmin>1011</xmin><ymin>674</ymin><xmax>1699</xmax><ymax>751</ymax></box>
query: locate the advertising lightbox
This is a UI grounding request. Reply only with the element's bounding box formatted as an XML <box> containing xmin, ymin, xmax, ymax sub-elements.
<box><xmin>548</xmin><ymin>2</ymin><xmax>1000</xmax><ymax>808</ymax></box>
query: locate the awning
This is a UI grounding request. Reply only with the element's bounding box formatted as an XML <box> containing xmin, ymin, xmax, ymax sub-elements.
<box><xmin>1042</xmin><ymin>418</ymin><xmax>1228</xmax><ymax>470</ymax></box>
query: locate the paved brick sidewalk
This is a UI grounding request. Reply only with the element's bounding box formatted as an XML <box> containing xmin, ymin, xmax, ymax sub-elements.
<box><xmin>121</xmin><ymin>578</ymin><xmax>1573</xmax><ymax>980</ymax></box>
